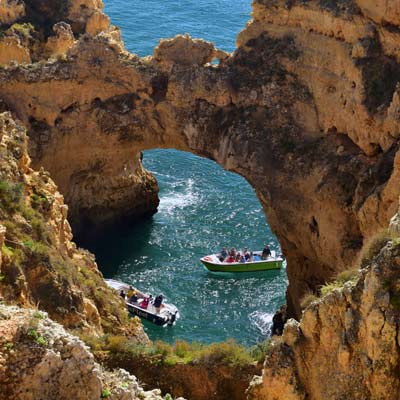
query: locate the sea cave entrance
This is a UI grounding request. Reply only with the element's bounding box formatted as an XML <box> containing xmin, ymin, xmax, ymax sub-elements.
<box><xmin>83</xmin><ymin>148</ymin><xmax>287</xmax><ymax>345</ymax></box>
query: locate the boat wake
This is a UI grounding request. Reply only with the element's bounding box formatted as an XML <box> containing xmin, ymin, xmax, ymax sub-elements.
<box><xmin>158</xmin><ymin>178</ymin><xmax>198</xmax><ymax>214</ymax></box>
<box><xmin>249</xmin><ymin>310</ymin><xmax>273</xmax><ymax>336</ymax></box>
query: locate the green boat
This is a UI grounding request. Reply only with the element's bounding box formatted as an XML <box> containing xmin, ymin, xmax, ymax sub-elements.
<box><xmin>200</xmin><ymin>251</ymin><xmax>284</xmax><ymax>273</ymax></box>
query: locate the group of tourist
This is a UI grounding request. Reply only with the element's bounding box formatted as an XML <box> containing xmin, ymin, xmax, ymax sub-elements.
<box><xmin>120</xmin><ymin>286</ymin><xmax>164</xmax><ymax>312</ymax></box>
<box><xmin>218</xmin><ymin>245</ymin><xmax>272</xmax><ymax>263</ymax></box>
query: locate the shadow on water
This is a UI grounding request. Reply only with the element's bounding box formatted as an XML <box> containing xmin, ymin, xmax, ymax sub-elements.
<box><xmin>78</xmin><ymin>217</ymin><xmax>155</xmax><ymax>277</ymax></box>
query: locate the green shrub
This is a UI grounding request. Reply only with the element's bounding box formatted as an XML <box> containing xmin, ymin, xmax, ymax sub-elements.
<box><xmin>101</xmin><ymin>389</ymin><xmax>112</xmax><ymax>398</ymax></box>
<box><xmin>335</xmin><ymin>268</ymin><xmax>358</xmax><ymax>284</ymax></box>
<box><xmin>249</xmin><ymin>339</ymin><xmax>272</xmax><ymax>362</ymax></box>
<box><xmin>33</xmin><ymin>311</ymin><xmax>45</xmax><ymax>319</ymax></box>
<box><xmin>1</xmin><ymin>243</ymin><xmax>25</xmax><ymax>267</ymax></box>
<box><xmin>26</xmin><ymin>328</ymin><xmax>47</xmax><ymax>346</ymax></box>
<box><xmin>30</xmin><ymin>191</ymin><xmax>52</xmax><ymax>213</ymax></box>
<box><xmin>359</xmin><ymin>229</ymin><xmax>390</xmax><ymax>267</ymax></box>
<box><xmin>23</xmin><ymin>240</ymin><xmax>49</xmax><ymax>261</ymax></box>
<box><xmin>105</xmin><ymin>335</ymin><xmax>129</xmax><ymax>353</ymax></box>
<box><xmin>300</xmin><ymin>291</ymin><xmax>318</xmax><ymax>309</ymax></box>
<box><xmin>1</xmin><ymin>244</ymin><xmax>14</xmax><ymax>258</ymax></box>
<box><xmin>8</xmin><ymin>23</ymin><xmax>35</xmax><ymax>39</ymax></box>
<box><xmin>195</xmin><ymin>339</ymin><xmax>253</xmax><ymax>367</ymax></box>
<box><xmin>0</xmin><ymin>180</ymin><xmax>24</xmax><ymax>212</ymax></box>
<box><xmin>320</xmin><ymin>281</ymin><xmax>343</xmax><ymax>297</ymax></box>
<box><xmin>319</xmin><ymin>267</ymin><xmax>359</xmax><ymax>297</ymax></box>
<box><xmin>173</xmin><ymin>339</ymin><xmax>191</xmax><ymax>358</ymax></box>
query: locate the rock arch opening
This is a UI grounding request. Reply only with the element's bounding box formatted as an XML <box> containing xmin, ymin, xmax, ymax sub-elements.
<box><xmin>80</xmin><ymin>147</ymin><xmax>287</xmax><ymax>344</ymax></box>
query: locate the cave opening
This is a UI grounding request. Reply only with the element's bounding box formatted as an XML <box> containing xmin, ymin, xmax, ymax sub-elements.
<box><xmin>82</xmin><ymin>148</ymin><xmax>287</xmax><ymax>345</ymax></box>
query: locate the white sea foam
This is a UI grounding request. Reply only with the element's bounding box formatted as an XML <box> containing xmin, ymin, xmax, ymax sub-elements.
<box><xmin>158</xmin><ymin>179</ymin><xmax>198</xmax><ymax>214</ymax></box>
<box><xmin>249</xmin><ymin>310</ymin><xmax>273</xmax><ymax>336</ymax></box>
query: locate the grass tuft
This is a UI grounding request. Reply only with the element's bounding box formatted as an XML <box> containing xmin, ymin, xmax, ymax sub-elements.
<box><xmin>300</xmin><ymin>291</ymin><xmax>318</xmax><ymax>309</ymax></box>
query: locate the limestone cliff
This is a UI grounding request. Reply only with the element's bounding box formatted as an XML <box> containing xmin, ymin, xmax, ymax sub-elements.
<box><xmin>0</xmin><ymin>111</ymin><xmax>147</xmax><ymax>339</ymax></box>
<box><xmin>247</xmin><ymin>214</ymin><xmax>400</xmax><ymax>400</ymax></box>
<box><xmin>1</xmin><ymin>0</ymin><xmax>400</xmax><ymax>314</ymax></box>
<box><xmin>0</xmin><ymin>304</ymin><xmax>166</xmax><ymax>400</ymax></box>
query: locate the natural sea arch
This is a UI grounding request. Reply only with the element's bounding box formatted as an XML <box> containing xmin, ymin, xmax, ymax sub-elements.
<box><xmin>0</xmin><ymin>4</ymin><xmax>386</xmax><ymax>318</ymax></box>
<box><xmin>81</xmin><ymin>148</ymin><xmax>287</xmax><ymax>344</ymax></box>
<box><xmin>0</xmin><ymin>33</ymin><xmax>370</xmax><ymax>317</ymax></box>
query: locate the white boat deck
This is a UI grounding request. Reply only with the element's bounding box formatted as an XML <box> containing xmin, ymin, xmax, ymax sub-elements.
<box><xmin>105</xmin><ymin>279</ymin><xmax>177</xmax><ymax>318</ymax></box>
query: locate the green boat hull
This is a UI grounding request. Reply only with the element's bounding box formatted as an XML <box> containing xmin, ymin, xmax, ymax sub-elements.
<box><xmin>200</xmin><ymin>258</ymin><xmax>283</xmax><ymax>272</ymax></box>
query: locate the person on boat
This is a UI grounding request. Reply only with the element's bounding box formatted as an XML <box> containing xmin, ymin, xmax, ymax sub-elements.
<box><xmin>248</xmin><ymin>251</ymin><xmax>254</xmax><ymax>262</ymax></box>
<box><xmin>120</xmin><ymin>289</ymin><xmax>126</xmax><ymax>299</ymax></box>
<box><xmin>253</xmin><ymin>252</ymin><xmax>261</xmax><ymax>261</ymax></box>
<box><xmin>244</xmin><ymin>247</ymin><xmax>251</xmax><ymax>261</ymax></box>
<box><xmin>262</xmin><ymin>245</ymin><xmax>271</xmax><ymax>260</ymax></box>
<box><xmin>219</xmin><ymin>247</ymin><xmax>228</xmax><ymax>262</ymax></box>
<box><xmin>140</xmin><ymin>296</ymin><xmax>150</xmax><ymax>309</ymax></box>
<box><xmin>229</xmin><ymin>247</ymin><xmax>236</xmax><ymax>257</ymax></box>
<box><xmin>127</xmin><ymin>286</ymin><xmax>136</xmax><ymax>298</ymax></box>
<box><xmin>240</xmin><ymin>253</ymin><xmax>246</xmax><ymax>263</ymax></box>
<box><xmin>235</xmin><ymin>253</ymin><xmax>241</xmax><ymax>263</ymax></box>
<box><xmin>226</xmin><ymin>253</ymin><xmax>235</xmax><ymax>263</ymax></box>
<box><xmin>129</xmin><ymin>293</ymin><xmax>138</xmax><ymax>303</ymax></box>
<box><xmin>154</xmin><ymin>294</ymin><xmax>163</xmax><ymax>312</ymax></box>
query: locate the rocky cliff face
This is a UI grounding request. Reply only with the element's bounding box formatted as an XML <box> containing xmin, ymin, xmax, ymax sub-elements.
<box><xmin>0</xmin><ymin>304</ymin><xmax>166</xmax><ymax>400</ymax></box>
<box><xmin>0</xmin><ymin>0</ymin><xmax>400</xmax><ymax>399</ymax></box>
<box><xmin>247</xmin><ymin>214</ymin><xmax>400</xmax><ymax>400</ymax></box>
<box><xmin>1</xmin><ymin>0</ymin><xmax>399</xmax><ymax>314</ymax></box>
<box><xmin>0</xmin><ymin>111</ymin><xmax>147</xmax><ymax>339</ymax></box>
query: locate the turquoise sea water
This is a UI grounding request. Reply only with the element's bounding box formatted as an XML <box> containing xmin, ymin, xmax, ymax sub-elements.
<box><xmin>88</xmin><ymin>1</ymin><xmax>288</xmax><ymax>345</ymax></box>
<box><xmin>104</xmin><ymin>0</ymin><xmax>251</xmax><ymax>56</ymax></box>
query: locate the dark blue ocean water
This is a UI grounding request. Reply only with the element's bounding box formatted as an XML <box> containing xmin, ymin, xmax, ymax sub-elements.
<box><xmin>104</xmin><ymin>0</ymin><xmax>251</xmax><ymax>56</ymax></box>
<box><xmin>90</xmin><ymin>1</ymin><xmax>288</xmax><ymax>345</ymax></box>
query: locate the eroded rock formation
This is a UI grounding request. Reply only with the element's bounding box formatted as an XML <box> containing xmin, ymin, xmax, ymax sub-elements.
<box><xmin>0</xmin><ymin>304</ymin><xmax>166</xmax><ymax>400</ymax></box>
<box><xmin>0</xmin><ymin>111</ymin><xmax>147</xmax><ymax>339</ymax></box>
<box><xmin>0</xmin><ymin>0</ymin><xmax>399</xmax><ymax>318</ymax></box>
<box><xmin>247</xmin><ymin>228</ymin><xmax>400</xmax><ymax>400</ymax></box>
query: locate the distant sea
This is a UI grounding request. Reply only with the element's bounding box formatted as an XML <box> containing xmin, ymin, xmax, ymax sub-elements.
<box><xmin>87</xmin><ymin>0</ymin><xmax>288</xmax><ymax>345</ymax></box>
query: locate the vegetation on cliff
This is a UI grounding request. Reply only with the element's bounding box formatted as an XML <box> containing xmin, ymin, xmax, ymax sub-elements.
<box><xmin>0</xmin><ymin>112</ymin><xmax>146</xmax><ymax>339</ymax></box>
<box><xmin>249</xmin><ymin>231</ymin><xmax>400</xmax><ymax>400</ymax></box>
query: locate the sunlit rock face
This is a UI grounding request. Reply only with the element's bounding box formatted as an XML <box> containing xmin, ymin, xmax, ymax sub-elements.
<box><xmin>247</xmin><ymin>236</ymin><xmax>400</xmax><ymax>400</ymax></box>
<box><xmin>0</xmin><ymin>112</ymin><xmax>148</xmax><ymax>340</ymax></box>
<box><xmin>0</xmin><ymin>304</ymin><xmax>163</xmax><ymax>400</ymax></box>
<box><xmin>0</xmin><ymin>0</ymin><xmax>399</xmax><ymax>316</ymax></box>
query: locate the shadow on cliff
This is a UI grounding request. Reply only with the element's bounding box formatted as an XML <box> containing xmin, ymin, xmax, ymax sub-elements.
<box><xmin>76</xmin><ymin>215</ymin><xmax>155</xmax><ymax>276</ymax></box>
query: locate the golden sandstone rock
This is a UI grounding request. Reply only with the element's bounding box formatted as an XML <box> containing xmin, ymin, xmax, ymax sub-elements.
<box><xmin>0</xmin><ymin>0</ymin><xmax>399</xmax><ymax>317</ymax></box>
<box><xmin>0</xmin><ymin>0</ymin><xmax>400</xmax><ymax>399</ymax></box>
<box><xmin>0</xmin><ymin>112</ymin><xmax>148</xmax><ymax>340</ymax></box>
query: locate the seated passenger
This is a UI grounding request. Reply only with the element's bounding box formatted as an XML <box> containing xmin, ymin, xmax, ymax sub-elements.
<box><xmin>154</xmin><ymin>294</ymin><xmax>163</xmax><ymax>312</ymax></box>
<box><xmin>229</xmin><ymin>247</ymin><xmax>236</xmax><ymax>258</ymax></box>
<box><xmin>129</xmin><ymin>294</ymin><xmax>138</xmax><ymax>303</ymax></box>
<box><xmin>140</xmin><ymin>297</ymin><xmax>149</xmax><ymax>309</ymax></box>
<box><xmin>235</xmin><ymin>253</ymin><xmax>241</xmax><ymax>263</ymax></box>
<box><xmin>248</xmin><ymin>251</ymin><xmax>254</xmax><ymax>262</ymax></box>
<box><xmin>120</xmin><ymin>290</ymin><xmax>126</xmax><ymax>299</ymax></box>
<box><xmin>240</xmin><ymin>254</ymin><xmax>246</xmax><ymax>263</ymax></box>
<box><xmin>127</xmin><ymin>286</ymin><xmax>136</xmax><ymax>298</ymax></box>
<box><xmin>254</xmin><ymin>254</ymin><xmax>261</xmax><ymax>261</ymax></box>
<box><xmin>226</xmin><ymin>254</ymin><xmax>235</xmax><ymax>263</ymax></box>
<box><xmin>262</xmin><ymin>245</ymin><xmax>271</xmax><ymax>260</ymax></box>
<box><xmin>219</xmin><ymin>247</ymin><xmax>228</xmax><ymax>262</ymax></box>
